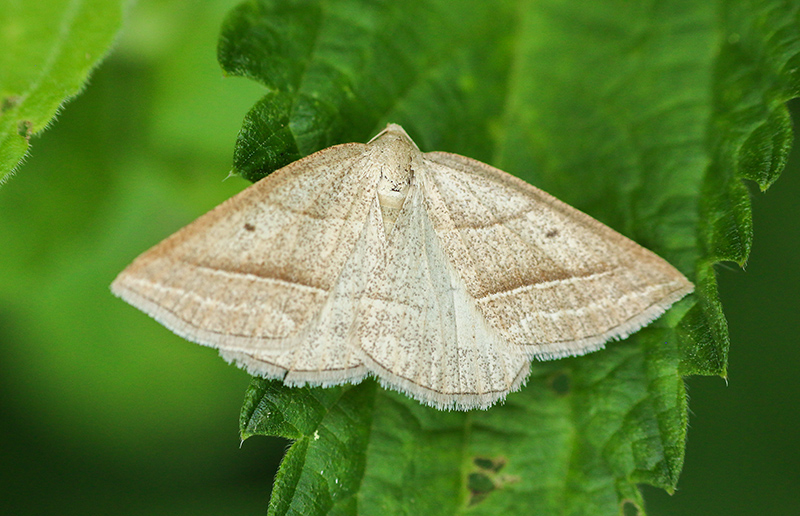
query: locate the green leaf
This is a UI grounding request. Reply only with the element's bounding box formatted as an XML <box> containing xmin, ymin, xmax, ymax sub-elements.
<box><xmin>222</xmin><ymin>0</ymin><xmax>800</xmax><ymax>514</ymax></box>
<box><xmin>683</xmin><ymin>0</ymin><xmax>800</xmax><ymax>375</ymax></box>
<box><xmin>0</xmin><ymin>0</ymin><xmax>126</xmax><ymax>186</ymax></box>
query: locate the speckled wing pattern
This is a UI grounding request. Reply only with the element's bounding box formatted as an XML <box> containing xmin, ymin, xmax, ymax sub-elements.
<box><xmin>422</xmin><ymin>152</ymin><xmax>693</xmax><ymax>361</ymax></box>
<box><xmin>111</xmin><ymin>124</ymin><xmax>693</xmax><ymax>410</ymax></box>
<box><xmin>111</xmin><ymin>142</ymin><xmax>377</xmax><ymax>378</ymax></box>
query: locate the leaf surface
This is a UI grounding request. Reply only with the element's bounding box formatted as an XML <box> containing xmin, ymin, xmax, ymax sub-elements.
<box><xmin>223</xmin><ymin>0</ymin><xmax>800</xmax><ymax>514</ymax></box>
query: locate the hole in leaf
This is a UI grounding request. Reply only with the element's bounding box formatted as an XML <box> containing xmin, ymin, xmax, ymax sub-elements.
<box><xmin>467</xmin><ymin>472</ymin><xmax>495</xmax><ymax>506</ymax></box>
<box><xmin>473</xmin><ymin>457</ymin><xmax>494</xmax><ymax>470</ymax></box>
<box><xmin>467</xmin><ymin>456</ymin><xmax>519</xmax><ymax>506</ymax></box>
<box><xmin>621</xmin><ymin>499</ymin><xmax>641</xmax><ymax>516</ymax></box>
<box><xmin>549</xmin><ymin>371</ymin><xmax>570</xmax><ymax>395</ymax></box>
<box><xmin>473</xmin><ymin>456</ymin><xmax>506</xmax><ymax>472</ymax></box>
<box><xmin>468</xmin><ymin>491</ymin><xmax>490</xmax><ymax>506</ymax></box>
<box><xmin>468</xmin><ymin>472</ymin><xmax>495</xmax><ymax>493</ymax></box>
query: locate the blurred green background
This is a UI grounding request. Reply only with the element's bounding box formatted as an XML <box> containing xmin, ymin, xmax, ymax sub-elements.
<box><xmin>1</xmin><ymin>0</ymin><xmax>798</xmax><ymax>514</ymax></box>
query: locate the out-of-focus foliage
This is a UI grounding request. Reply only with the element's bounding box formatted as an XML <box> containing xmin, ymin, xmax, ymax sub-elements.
<box><xmin>0</xmin><ymin>0</ymin><xmax>127</xmax><ymax>185</ymax></box>
<box><xmin>0</xmin><ymin>1</ymin><xmax>283</xmax><ymax>514</ymax></box>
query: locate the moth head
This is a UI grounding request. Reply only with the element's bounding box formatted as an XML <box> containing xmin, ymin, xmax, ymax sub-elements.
<box><xmin>370</xmin><ymin>123</ymin><xmax>421</xmax><ymax>188</ymax></box>
<box><xmin>370</xmin><ymin>124</ymin><xmax>422</xmax><ymax>236</ymax></box>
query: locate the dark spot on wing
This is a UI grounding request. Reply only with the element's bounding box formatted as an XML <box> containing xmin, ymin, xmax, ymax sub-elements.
<box><xmin>546</xmin><ymin>229</ymin><xmax>559</xmax><ymax>238</ymax></box>
<box><xmin>244</xmin><ymin>223</ymin><xmax>255</xmax><ymax>232</ymax></box>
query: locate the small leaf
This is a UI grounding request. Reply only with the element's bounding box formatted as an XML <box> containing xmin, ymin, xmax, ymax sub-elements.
<box><xmin>738</xmin><ymin>106</ymin><xmax>793</xmax><ymax>191</ymax></box>
<box><xmin>0</xmin><ymin>0</ymin><xmax>126</xmax><ymax>185</ymax></box>
<box><xmin>242</xmin><ymin>380</ymin><xmax>377</xmax><ymax>515</ymax></box>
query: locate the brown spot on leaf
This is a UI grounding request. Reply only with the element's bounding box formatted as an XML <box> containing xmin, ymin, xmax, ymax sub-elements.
<box><xmin>17</xmin><ymin>120</ymin><xmax>32</xmax><ymax>139</ymax></box>
<box><xmin>468</xmin><ymin>456</ymin><xmax>518</xmax><ymax>506</ymax></box>
<box><xmin>2</xmin><ymin>96</ymin><xmax>20</xmax><ymax>113</ymax></box>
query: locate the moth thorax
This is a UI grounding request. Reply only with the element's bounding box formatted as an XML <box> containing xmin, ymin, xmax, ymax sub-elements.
<box><xmin>369</xmin><ymin>124</ymin><xmax>420</xmax><ymax>237</ymax></box>
<box><xmin>377</xmin><ymin>166</ymin><xmax>412</xmax><ymax>237</ymax></box>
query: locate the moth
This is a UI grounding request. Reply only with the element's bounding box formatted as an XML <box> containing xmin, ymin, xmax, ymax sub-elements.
<box><xmin>111</xmin><ymin>124</ymin><xmax>693</xmax><ymax>410</ymax></box>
